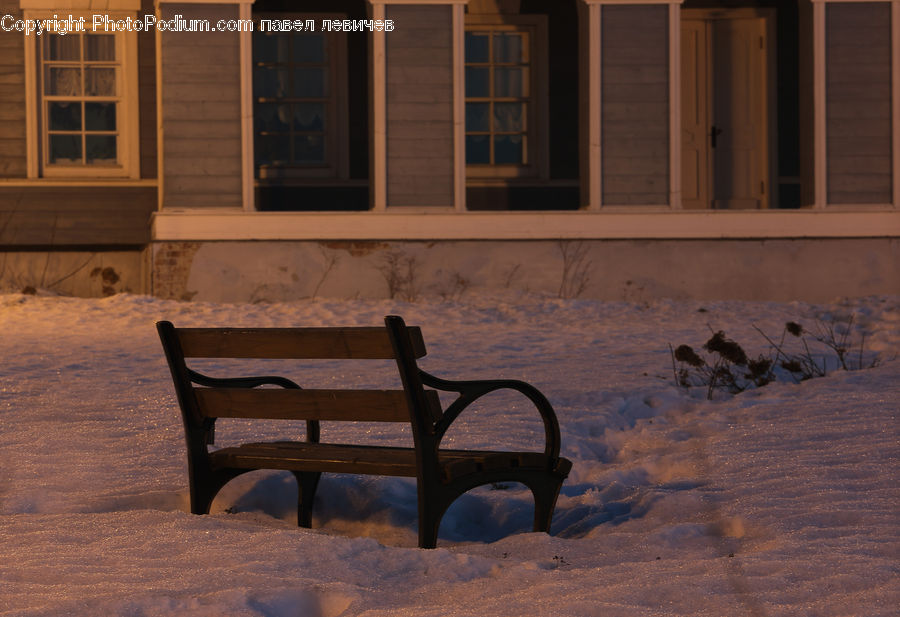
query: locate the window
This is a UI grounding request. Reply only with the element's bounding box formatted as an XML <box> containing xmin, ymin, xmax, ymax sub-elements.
<box><xmin>252</xmin><ymin>22</ymin><xmax>347</xmax><ymax>179</ymax></box>
<box><xmin>464</xmin><ymin>18</ymin><xmax>546</xmax><ymax>180</ymax></box>
<box><xmin>29</xmin><ymin>21</ymin><xmax>139</xmax><ymax>178</ymax></box>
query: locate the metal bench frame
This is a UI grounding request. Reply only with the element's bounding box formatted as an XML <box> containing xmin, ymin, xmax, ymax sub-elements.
<box><xmin>157</xmin><ymin>315</ymin><xmax>571</xmax><ymax>549</ymax></box>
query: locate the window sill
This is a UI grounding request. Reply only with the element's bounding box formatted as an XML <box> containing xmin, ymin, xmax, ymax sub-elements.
<box><xmin>0</xmin><ymin>178</ymin><xmax>157</xmax><ymax>187</ymax></box>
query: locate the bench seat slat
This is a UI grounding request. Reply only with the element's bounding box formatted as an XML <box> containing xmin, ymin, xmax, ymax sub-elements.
<box><xmin>176</xmin><ymin>327</ymin><xmax>426</xmax><ymax>359</ymax></box>
<box><xmin>194</xmin><ymin>388</ymin><xmax>412</xmax><ymax>422</ymax></box>
<box><xmin>209</xmin><ymin>441</ymin><xmax>556</xmax><ymax>480</ymax></box>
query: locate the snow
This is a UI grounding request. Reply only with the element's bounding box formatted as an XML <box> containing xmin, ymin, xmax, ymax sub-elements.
<box><xmin>0</xmin><ymin>292</ymin><xmax>897</xmax><ymax>616</ymax></box>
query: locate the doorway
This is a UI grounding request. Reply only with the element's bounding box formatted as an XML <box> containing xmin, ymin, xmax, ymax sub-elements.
<box><xmin>681</xmin><ymin>9</ymin><xmax>774</xmax><ymax>209</ymax></box>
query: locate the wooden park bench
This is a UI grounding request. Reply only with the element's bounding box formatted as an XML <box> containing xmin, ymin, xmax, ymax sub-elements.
<box><xmin>157</xmin><ymin>316</ymin><xmax>572</xmax><ymax>548</ymax></box>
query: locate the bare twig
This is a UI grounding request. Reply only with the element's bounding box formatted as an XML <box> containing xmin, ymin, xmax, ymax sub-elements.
<box><xmin>46</xmin><ymin>253</ymin><xmax>97</xmax><ymax>289</ymax></box>
<box><xmin>503</xmin><ymin>264</ymin><xmax>521</xmax><ymax>289</ymax></box>
<box><xmin>438</xmin><ymin>272</ymin><xmax>470</xmax><ymax>302</ymax></box>
<box><xmin>557</xmin><ymin>240</ymin><xmax>591</xmax><ymax>299</ymax></box>
<box><xmin>38</xmin><ymin>215</ymin><xmax>59</xmax><ymax>288</ymax></box>
<box><xmin>311</xmin><ymin>246</ymin><xmax>340</xmax><ymax>299</ymax></box>
<box><xmin>669</xmin><ymin>343</ymin><xmax>679</xmax><ymax>386</ymax></box>
<box><xmin>377</xmin><ymin>250</ymin><xmax>420</xmax><ymax>302</ymax></box>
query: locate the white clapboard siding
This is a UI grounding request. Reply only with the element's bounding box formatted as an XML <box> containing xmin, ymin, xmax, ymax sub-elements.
<box><xmin>161</xmin><ymin>3</ymin><xmax>243</xmax><ymax>208</ymax></box>
<box><xmin>0</xmin><ymin>0</ymin><xmax>26</xmax><ymax>178</ymax></box>
<box><xmin>825</xmin><ymin>2</ymin><xmax>892</xmax><ymax>204</ymax></box>
<box><xmin>600</xmin><ymin>5</ymin><xmax>669</xmax><ymax>206</ymax></box>
<box><xmin>385</xmin><ymin>4</ymin><xmax>455</xmax><ymax>208</ymax></box>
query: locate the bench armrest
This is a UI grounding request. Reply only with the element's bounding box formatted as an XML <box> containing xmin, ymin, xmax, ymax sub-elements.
<box><xmin>186</xmin><ymin>369</ymin><xmax>319</xmax><ymax>443</ymax></box>
<box><xmin>419</xmin><ymin>370</ymin><xmax>561</xmax><ymax>460</ymax></box>
<box><xmin>187</xmin><ymin>368</ymin><xmax>300</xmax><ymax>390</ymax></box>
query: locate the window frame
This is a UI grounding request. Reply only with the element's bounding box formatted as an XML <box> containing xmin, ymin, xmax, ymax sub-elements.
<box><xmin>464</xmin><ymin>13</ymin><xmax>549</xmax><ymax>183</ymax></box>
<box><xmin>24</xmin><ymin>10</ymin><xmax>140</xmax><ymax>179</ymax></box>
<box><xmin>252</xmin><ymin>12</ymin><xmax>349</xmax><ymax>182</ymax></box>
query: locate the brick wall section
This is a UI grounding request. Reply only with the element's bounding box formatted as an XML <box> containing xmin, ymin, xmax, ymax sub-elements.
<box><xmin>152</xmin><ymin>242</ymin><xmax>201</xmax><ymax>300</ymax></box>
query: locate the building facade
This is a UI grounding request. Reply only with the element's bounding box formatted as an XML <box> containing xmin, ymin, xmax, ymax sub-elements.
<box><xmin>0</xmin><ymin>0</ymin><xmax>898</xmax><ymax>301</ymax></box>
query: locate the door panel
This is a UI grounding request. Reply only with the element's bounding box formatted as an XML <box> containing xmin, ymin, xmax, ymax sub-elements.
<box><xmin>712</xmin><ymin>17</ymin><xmax>767</xmax><ymax>209</ymax></box>
<box><xmin>680</xmin><ymin>12</ymin><xmax>769</xmax><ymax>210</ymax></box>
<box><xmin>681</xmin><ymin>19</ymin><xmax>709</xmax><ymax>210</ymax></box>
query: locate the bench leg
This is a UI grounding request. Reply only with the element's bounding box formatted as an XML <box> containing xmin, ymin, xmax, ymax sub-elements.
<box><xmin>294</xmin><ymin>471</ymin><xmax>322</xmax><ymax>528</ymax></box>
<box><xmin>530</xmin><ymin>475</ymin><xmax>565</xmax><ymax>534</ymax></box>
<box><xmin>416</xmin><ymin>484</ymin><xmax>448</xmax><ymax>549</ymax></box>
<box><xmin>190</xmin><ymin>468</ymin><xmax>247</xmax><ymax>516</ymax></box>
<box><xmin>418</xmin><ymin>505</ymin><xmax>442</xmax><ymax>550</ymax></box>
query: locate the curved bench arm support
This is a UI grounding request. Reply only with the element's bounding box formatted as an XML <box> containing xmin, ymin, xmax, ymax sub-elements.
<box><xmin>187</xmin><ymin>369</ymin><xmax>300</xmax><ymax>391</ymax></box>
<box><xmin>186</xmin><ymin>369</ymin><xmax>319</xmax><ymax>443</ymax></box>
<box><xmin>419</xmin><ymin>370</ymin><xmax>561</xmax><ymax>459</ymax></box>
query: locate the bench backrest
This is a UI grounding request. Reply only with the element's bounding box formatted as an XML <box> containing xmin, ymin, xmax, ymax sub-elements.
<box><xmin>173</xmin><ymin>326</ymin><xmax>427</xmax><ymax>360</ymax></box>
<box><xmin>157</xmin><ymin>318</ymin><xmax>442</xmax><ymax>434</ymax></box>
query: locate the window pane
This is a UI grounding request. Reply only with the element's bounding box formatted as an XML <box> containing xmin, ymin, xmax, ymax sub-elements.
<box><xmin>494</xmin><ymin>67</ymin><xmax>527</xmax><ymax>98</ymax></box>
<box><xmin>254</xmin><ymin>67</ymin><xmax>290</xmax><ymax>98</ymax></box>
<box><xmin>466</xmin><ymin>134</ymin><xmax>489</xmax><ymax>164</ymax></box>
<box><xmin>85</xmin><ymin>67</ymin><xmax>116</xmax><ymax>96</ymax></box>
<box><xmin>293</xmin><ymin>68</ymin><xmax>327</xmax><ymax>98</ymax></box>
<box><xmin>494</xmin><ymin>102</ymin><xmax>524</xmax><ymax>132</ymax></box>
<box><xmin>85</xmin><ymin>102</ymin><xmax>116</xmax><ymax>131</ymax></box>
<box><xmin>256</xmin><ymin>134</ymin><xmax>290</xmax><ymax>165</ymax></box>
<box><xmin>465</xmin><ymin>67</ymin><xmax>489</xmax><ymax>98</ymax></box>
<box><xmin>49</xmin><ymin>101</ymin><xmax>81</xmax><ymax>131</ymax></box>
<box><xmin>86</xmin><ymin>135</ymin><xmax>116</xmax><ymax>162</ymax></box>
<box><xmin>256</xmin><ymin>103</ymin><xmax>291</xmax><ymax>132</ymax></box>
<box><xmin>293</xmin><ymin>103</ymin><xmax>324</xmax><ymax>131</ymax></box>
<box><xmin>466</xmin><ymin>102</ymin><xmax>490</xmax><ymax>132</ymax></box>
<box><xmin>45</xmin><ymin>34</ymin><xmax>80</xmax><ymax>61</ymax></box>
<box><xmin>85</xmin><ymin>34</ymin><xmax>115</xmax><ymax>61</ymax></box>
<box><xmin>465</xmin><ymin>32</ymin><xmax>489</xmax><ymax>63</ymax></box>
<box><xmin>49</xmin><ymin>134</ymin><xmax>82</xmax><ymax>164</ymax></box>
<box><xmin>254</xmin><ymin>33</ymin><xmax>291</xmax><ymax>63</ymax></box>
<box><xmin>294</xmin><ymin>34</ymin><xmax>326</xmax><ymax>64</ymax></box>
<box><xmin>294</xmin><ymin>134</ymin><xmax>325</xmax><ymax>164</ymax></box>
<box><xmin>493</xmin><ymin>33</ymin><xmax>524</xmax><ymax>63</ymax></box>
<box><xmin>494</xmin><ymin>135</ymin><xmax>523</xmax><ymax>164</ymax></box>
<box><xmin>45</xmin><ymin>67</ymin><xmax>82</xmax><ymax>96</ymax></box>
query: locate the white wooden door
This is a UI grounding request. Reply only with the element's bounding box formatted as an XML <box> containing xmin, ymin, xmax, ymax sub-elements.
<box><xmin>712</xmin><ymin>16</ymin><xmax>768</xmax><ymax>209</ymax></box>
<box><xmin>681</xmin><ymin>19</ymin><xmax>710</xmax><ymax>210</ymax></box>
<box><xmin>681</xmin><ymin>13</ymin><xmax>769</xmax><ymax>210</ymax></box>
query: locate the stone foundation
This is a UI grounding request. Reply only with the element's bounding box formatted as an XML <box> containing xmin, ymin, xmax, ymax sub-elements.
<box><xmin>0</xmin><ymin>250</ymin><xmax>146</xmax><ymax>297</ymax></box>
<box><xmin>148</xmin><ymin>238</ymin><xmax>900</xmax><ymax>303</ymax></box>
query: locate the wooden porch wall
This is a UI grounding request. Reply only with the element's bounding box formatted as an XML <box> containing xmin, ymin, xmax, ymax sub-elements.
<box><xmin>0</xmin><ymin>1</ymin><xmax>156</xmax><ymax>179</ymax></box>
<box><xmin>385</xmin><ymin>4</ymin><xmax>455</xmax><ymax>207</ymax></box>
<box><xmin>139</xmin><ymin>0</ymin><xmax>158</xmax><ymax>179</ymax></box>
<box><xmin>0</xmin><ymin>1</ymin><xmax>157</xmax><ymax>247</ymax></box>
<box><xmin>825</xmin><ymin>3</ymin><xmax>892</xmax><ymax>205</ymax></box>
<box><xmin>0</xmin><ymin>187</ymin><xmax>156</xmax><ymax>245</ymax></box>
<box><xmin>160</xmin><ymin>3</ymin><xmax>243</xmax><ymax>208</ymax></box>
<box><xmin>0</xmin><ymin>0</ymin><xmax>25</xmax><ymax>178</ymax></box>
<box><xmin>600</xmin><ymin>5</ymin><xmax>669</xmax><ymax>206</ymax></box>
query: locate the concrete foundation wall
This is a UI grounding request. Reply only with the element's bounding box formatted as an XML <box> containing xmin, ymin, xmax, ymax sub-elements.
<box><xmin>149</xmin><ymin>238</ymin><xmax>899</xmax><ymax>303</ymax></box>
<box><xmin>0</xmin><ymin>251</ymin><xmax>146</xmax><ymax>296</ymax></box>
